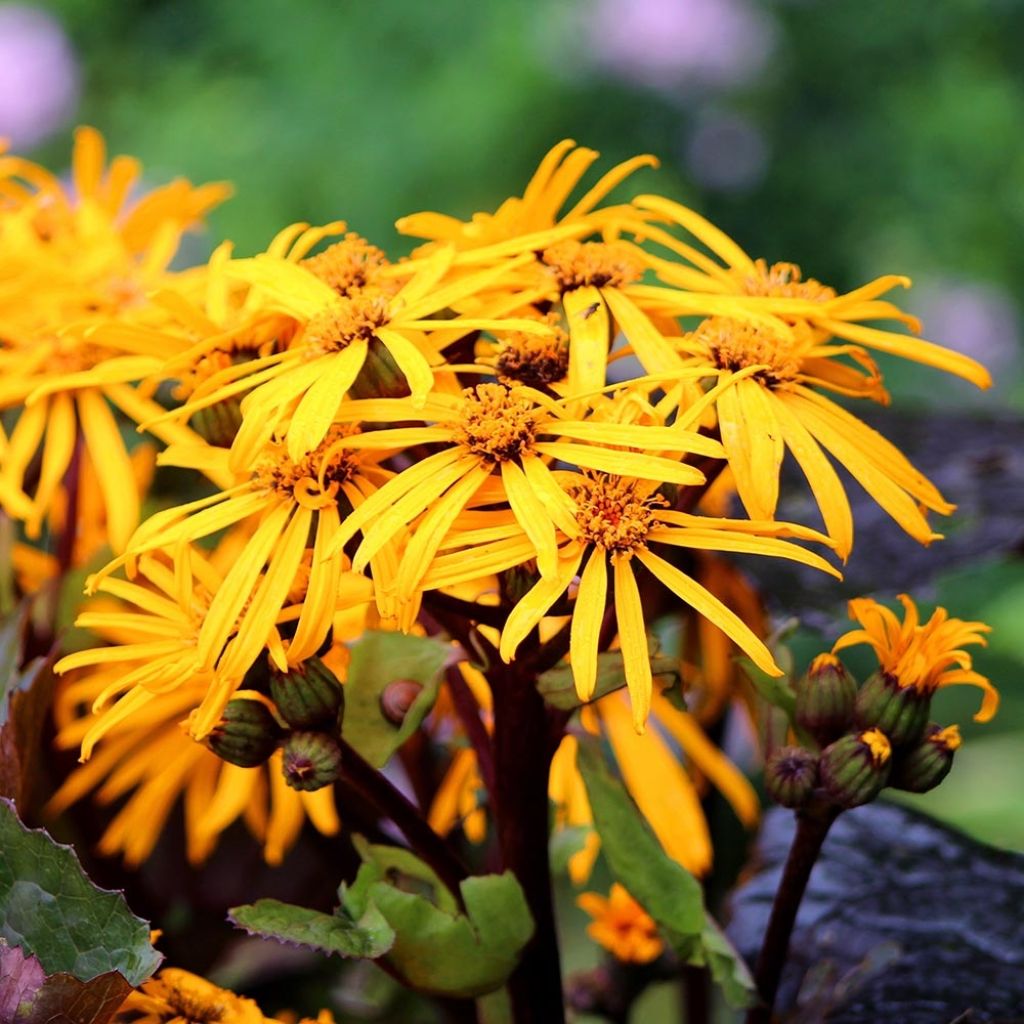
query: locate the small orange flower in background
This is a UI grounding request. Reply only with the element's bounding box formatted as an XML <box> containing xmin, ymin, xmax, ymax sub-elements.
<box><xmin>577</xmin><ymin>883</ymin><xmax>664</xmax><ymax>964</ymax></box>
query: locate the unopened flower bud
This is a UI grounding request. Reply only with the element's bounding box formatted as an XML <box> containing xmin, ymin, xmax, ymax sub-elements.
<box><xmin>207</xmin><ymin>698</ymin><xmax>283</xmax><ymax>768</ymax></box>
<box><xmin>281</xmin><ymin>731</ymin><xmax>342</xmax><ymax>791</ymax></box>
<box><xmin>854</xmin><ymin>670</ymin><xmax>930</xmax><ymax>747</ymax></box>
<box><xmin>270</xmin><ymin>657</ymin><xmax>345</xmax><ymax>730</ymax></box>
<box><xmin>890</xmin><ymin>724</ymin><xmax>961</xmax><ymax>793</ymax></box>
<box><xmin>380</xmin><ymin>679</ymin><xmax>423</xmax><ymax>725</ymax></box>
<box><xmin>819</xmin><ymin>728</ymin><xmax>892</xmax><ymax>808</ymax></box>
<box><xmin>190</xmin><ymin>398</ymin><xmax>243</xmax><ymax>447</ymax></box>
<box><xmin>795</xmin><ymin>653</ymin><xmax>857</xmax><ymax>745</ymax></box>
<box><xmin>764</xmin><ymin>746</ymin><xmax>819</xmax><ymax>808</ymax></box>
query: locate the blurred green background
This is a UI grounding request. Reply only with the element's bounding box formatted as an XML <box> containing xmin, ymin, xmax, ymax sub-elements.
<box><xmin>6</xmin><ymin>0</ymin><xmax>1024</xmax><ymax>1017</ymax></box>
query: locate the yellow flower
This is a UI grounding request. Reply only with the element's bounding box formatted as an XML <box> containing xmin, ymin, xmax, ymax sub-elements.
<box><xmin>500</xmin><ymin>472</ymin><xmax>839</xmax><ymax>730</ymax></box>
<box><xmin>630</xmin><ymin>194</ymin><xmax>991</xmax><ymax>389</ymax></box>
<box><xmin>322</xmin><ymin>382</ymin><xmax>721</xmax><ymax>614</ymax></box>
<box><xmin>652</xmin><ymin>314</ymin><xmax>955</xmax><ymax>557</ymax></box>
<box><xmin>397</xmin><ymin>138</ymin><xmax>658</xmax><ymax>255</ymax></box>
<box><xmin>94</xmin><ymin>431</ymin><xmax>377</xmax><ymax>736</ymax></box>
<box><xmin>0</xmin><ymin>128</ymin><xmax>232</xmax><ymax>550</ymax></box>
<box><xmin>577</xmin><ymin>883</ymin><xmax>664</xmax><ymax>964</ymax></box>
<box><xmin>115</xmin><ymin>968</ymin><xmax>269</xmax><ymax>1023</ymax></box>
<box><xmin>833</xmin><ymin>594</ymin><xmax>998</xmax><ymax>721</ymax></box>
<box><xmin>194</xmin><ymin>245</ymin><xmax>550</xmax><ymax>466</ymax></box>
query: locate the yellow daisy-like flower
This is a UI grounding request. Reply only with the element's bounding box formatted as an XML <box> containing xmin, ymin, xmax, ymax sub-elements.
<box><xmin>833</xmin><ymin>594</ymin><xmax>998</xmax><ymax>721</ymax></box>
<box><xmin>202</xmin><ymin>246</ymin><xmax>550</xmax><ymax>466</ymax></box>
<box><xmin>397</xmin><ymin>138</ymin><xmax>658</xmax><ymax>256</ymax></box>
<box><xmin>500</xmin><ymin>472</ymin><xmax>839</xmax><ymax>730</ymax></box>
<box><xmin>577</xmin><ymin>883</ymin><xmax>664</xmax><ymax>964</ymax></box>
<box><xmin>654</xmin><ymin>314</ymin><xmax>956</xmax><ymax>557</ymax></box>
<box><xmin>0</xmin><ymin>128</ymin><xmax>232</xmax><ymax>550</ymax></box>
<box><xmin>630</xmin><ymin>193</ymin><xmax>991</xmax><ymax>389</ymax></box>
<box><xmin>323</xmin><ymin>382</ymin><xmax>721</xmax><ymax>605</ymax></box>
<box><xmin>98</xmin><ymin>429</ymin><xmax>377</xmax><ymax>735</ymax></box>
<box><xmin>115</xmin><ymin>968</ymin><xmax>268</xmax><ymax>1023</ymax></box>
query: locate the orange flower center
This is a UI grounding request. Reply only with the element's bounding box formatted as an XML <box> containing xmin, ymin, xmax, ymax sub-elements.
<box><xmin>452</xmin><ymin>383</ymin><xmax>538</xmax><ymax>463</ymax></box>
<box><xmin>570</xmin><ymin>474</ymin><xmax>665</xmax><ymax>553</ymax></box>
<box><xmin>495</xmin><ymin>320</ymin><xmax>570</xmax><ymax>388</ymax></box>
<box><xmin>742</xmin><ymin>259</ymin><xmax>836</xmax><ymax>303</ymax></box>
<box><xmin>696</xmin><ymin>317</ymin><xmax>802</xmax><ymax>386</ymax></box>
<box><xmin>542</xmin><ymin>240</ymin><xmax>644</xmax><ymax>291</ymax></box>
<box><xmin>305</xmin><ymin>294</ymin><xmax>390</xmax><ymax>353</ymax></box>
<box><xmin>252</xmin><ymin>424</ymin><xmax>362</xmax><ymax>498</ymax></box>
<box><xmin>302</xmin><ymin>233</ymin><xmax>390</xmax><ymax>296</ymax></box>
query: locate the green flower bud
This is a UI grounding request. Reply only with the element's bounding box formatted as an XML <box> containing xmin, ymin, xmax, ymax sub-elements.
<box><xmin>890</xmin><ymin>724</ymin><xmax>961</xmax><ymax>793</ymax></box>
<box><xmin>190</xmin><ymin>398</ymin><xmax>243</xmax><ymax>447</ymax></box>
<box><xmin>764</xmin><ymin>746</ymin><xmax>819</xmax><ymax>808</ymax></box>
<box><xmin>207</xmin><ymin>698</ymin><xmax>283</xmax><ymax>768</ymax></box>
<box><xmin>270</xmin><ymin>657</ymin><xmax>345</xmax><ymax>730</ymax></box>
<box><xmin>281</xmin><ymin>731</ymin><xmax>342</xmax><ymax>791</ymax></box>
<box><xmin>795</xmin><ymin>653</ymin><xmax>857</xmax><ymax>745</ymax></box>
<box><xmin>854</xmin><ymin>670</ymin><xmax>930</xmax><ymax>747</ymax></box>
<box><xmin>380</xmin><ymin>678</ymin><xmax>424</xmax><ymax>725</ymax></box>
<box><xmin>819</xmin><ymin>728</ymin><xmax>892</xmax><ymax>808</ymax></box>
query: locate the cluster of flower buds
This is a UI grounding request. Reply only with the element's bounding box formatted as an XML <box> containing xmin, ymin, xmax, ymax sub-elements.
<box><xmin>764</xmin><ymin>653</ymin><xmax>961</xmax><ymax>812</ymax></box>
<box><xmin>207</xmin><ymin>657</ymin><xmax>346</xmax><ymax>791</ymax></box>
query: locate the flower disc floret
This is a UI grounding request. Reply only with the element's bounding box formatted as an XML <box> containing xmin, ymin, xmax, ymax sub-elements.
<box><xmin>697</xmin><ymin>317</ymin><xmax>802</xmax><ymax>387</ymax></box>
<box><xmin>302</xmin><ymin>232</ymin><xmax>390</xmax><ymax>296</ymax></box>
<box><xmin>496</xmin><ymin>324</ymin><xmax>570</xmax><ymax>388</ymax></box>
<box><xmin>542</xmin><ymin>239</ymin><xmax>644</xmax><ymax>291</ymax></box>
<box><xmin>742</xmin><ymin>259</ymin><xmax>837</xmax><ymax>302</ymax></box>
<box><xmin>569</xmin><ymin>474</ymin><xmax>666</xmax><ymax>553</ymax></box>
<box><xmin>252</xmin><ymin>424</ymin><xmax>362</xmax><ymax>499</ymax></box>
<box><xmin>305</xmin><ymin>294</ymin><xmax>391</xmax><ymax>352</ymax></box>
<box><xmin>451</xmin><ymin>383</ymin><xmax>539</xmax><ymax>463</ymax></box>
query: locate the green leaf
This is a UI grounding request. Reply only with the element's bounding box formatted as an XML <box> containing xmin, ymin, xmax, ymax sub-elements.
<box><xmin>549</xmin><ymin>825</ymin><xmax>590</xmax><ymax>876</ymax></box>
<box><xmin>342</xmin><ymin>630</ymin><xmax>449</xmax><ymax>768</ymax></box>
<box><xmin>336</xmin><ymin>843</ymin><xmax>535</xmax><ymax>998</ymax></box>
<box><xmin>693</xmin><ymin>919</ymin><xmax>758</xmax><ymax>1010</ymax></box>
<box><xmin>576</xmin><ymin>738</ymin><xmax>756</xmax><ymax>1008</ymax></box>
<box><xmin>228</xmin><ymin>898</ymin><xmax>394</xmax><ymax>959</ymax></box>
<box><xmin>538</xmin><ymin>646</ymin><xmax>679</xmax><ymax>711</ymax></box>
<box><xmin>576</xmin><ymin>738</ymin><xmax>704</xmax><ymax>941</ymax></box>
<box><xmin>0</xmin><ymin>799</ymin><xmax>160</xmax><ymax>985</ymax></box>
<box><xmin>350</xmin><ymin>871</ymin><xmax>534</xmax><ymax>998</ymax></box>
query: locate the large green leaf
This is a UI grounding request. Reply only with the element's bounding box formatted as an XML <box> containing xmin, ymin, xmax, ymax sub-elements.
<box><xmin>339</xmin><ymin>842</ymin><xmax>534</xmax><ymax>998</ymax></box>
<box><xmin>229</xmin><ymin>898</ymin><xmax>394</xmax><ymax>959</ymax></box>
<box><xmin>342</xmin><ymin>631</ymin><xmax>449</xmax><ymax>768</ymax></box>
<box><xmin>0</xmin><ymin>800</ymin><xmax>160</xmax><ymax>985</ymax></box>
<box><xmin>538</xmin><ymin>647</ymin><xmax>679</xmax><ymax>711</ymax></box>
<box><xmin>576</xmin><ymin>739</ymin><xmax>756</xmax><ymax>1008</ymax></box>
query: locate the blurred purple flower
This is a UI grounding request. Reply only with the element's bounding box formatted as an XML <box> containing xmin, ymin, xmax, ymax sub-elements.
<box><xmin>0</xmin><ymin>4</ymin><xmax>79</xmax><ymax>149</ymax></box>
<box><xmin>584</xmin><ymin>0</ymin><xmax>777</xmax><ymax>94</ymax></box>
<box><xmin>685</xmin><ymin>111</ymin><xmax>769</xmax><ymax>192</ymax></box>
<box><xmin>914</xmin><ymin>280</ymin><xmax>1021</xmax><ymax>384</ymax></box>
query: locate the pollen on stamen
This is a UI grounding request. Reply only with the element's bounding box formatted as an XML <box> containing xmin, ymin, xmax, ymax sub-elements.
<box><xmin>495</xmin><ymin>316</ymin><xmax>570</xmax><ymax>388</ymax></box>
<box><xmin>252</xmin><ymin>424</ymin><xmax>362</xmax><ymax>497</ymax></box>
<box><xmin>542</xmin><ymin>239</ymin><xmax>645</xmax><ymax>291</ymax></box>
<box><xmin>302</xmin><ymin>232</ymin><xmax>390</xmax><ymax>296</ymax></box>
<box><xmin>569</xmin><ymin>474</ymin><xmax>667</xmax><ymax>553</ymax></box>
<box><xmin>743</xmin><ymin>259</ymin><xmax>837</xmax><ymax>303</ymax></box>
<box><xmin>694</xmin><ymin>316</ymin><xmax>803</xmax><ymax>387</ymax></box>
<box><xmin>451</xmin><ymin>383</ymin><xmax>538</xmax><ymax>463</ymax></box>
<box><xmin>305</xmin><ymin>294</ymin><xmax>390</xmax><ymax>353</ymax></box>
